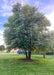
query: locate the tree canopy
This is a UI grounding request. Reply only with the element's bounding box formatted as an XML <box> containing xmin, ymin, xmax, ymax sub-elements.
<box><xmin>4</xmin><ymin>3</ymin><xmax>51</xmax><ymax>59</ymax></box>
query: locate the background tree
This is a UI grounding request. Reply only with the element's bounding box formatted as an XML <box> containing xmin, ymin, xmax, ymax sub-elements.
<box><xmin>48</xmin><ymin>31</ymin><xmax>54</xmax><ymax>52</ymax></box>
<box><xmin>4</xmin><ymin>3</ymin><xmax>50</xmax><ymax>59</ymax></box>
<box><xmin>36</xmin><ymin>32</ymin><xmax>51</xmax><ymax>58</ymax></box>
<box><xmin>0</xmin><ymin>45</ymin><xmax>5</xmax><ymax>51</ymax></box>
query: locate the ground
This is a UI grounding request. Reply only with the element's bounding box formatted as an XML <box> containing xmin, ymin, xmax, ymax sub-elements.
<box><xmin>0</xmin><ymin>54</ymin><xmax>54</xmax><ymax>75</ymax></box>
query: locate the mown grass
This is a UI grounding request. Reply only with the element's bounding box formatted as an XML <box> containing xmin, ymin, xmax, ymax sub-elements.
<box><xmin>0</xmin><ymin>54</ymin><xmax>54</xmax><ymax>75</ymax></box>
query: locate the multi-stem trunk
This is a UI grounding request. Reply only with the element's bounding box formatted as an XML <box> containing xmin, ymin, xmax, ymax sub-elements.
<box><xmin>25</xmin><ymin>51</ymin><xmax>31</xmax><ymax>60</ymax></box>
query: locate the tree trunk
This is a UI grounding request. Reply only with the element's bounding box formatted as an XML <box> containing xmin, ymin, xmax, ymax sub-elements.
<box><xmin>28</xmin><ymin>51</ymin><xmax>31</xmax><ymax>60</ymax></box>
<box><xmin>25</xmin><ymin>52</ymin><xmax>28</xmax><ymax>59</ymax></box>
<box><xmin>43</xmin><ymin>52</ymin><xmax>45</xmax><ymax>58</ymax></box>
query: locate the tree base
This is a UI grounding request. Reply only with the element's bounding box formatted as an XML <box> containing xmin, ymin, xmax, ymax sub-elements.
<box><xmin>19</xmin><ymin>59</ymin><xmax>37</xmax><ymax>62</ymax></box>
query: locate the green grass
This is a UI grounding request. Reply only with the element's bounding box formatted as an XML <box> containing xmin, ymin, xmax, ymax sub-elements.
<box><xmin>0</xmin><ymin>54</ymin><xmax>54</xmax><ymax>75</ymax></box>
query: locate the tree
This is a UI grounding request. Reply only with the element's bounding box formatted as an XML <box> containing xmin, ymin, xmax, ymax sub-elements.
<box><xmin>36</xmin><ymin>32</ymin><xmax>51</xmax><ymax>58</ymax></box>
<box><xmin>48</xmin><ymin>31</ymin><xmax>54</xmax><ymax>52</ymax></box>
<box><xmin>4</xmin><ymin>3</ymin><xmax>50</xmax><ymax>59</ymax></box>
<box><xmin>0</xmin><ymin>45</ymin><xmax>5</xmax><ymax>51</ymax></box>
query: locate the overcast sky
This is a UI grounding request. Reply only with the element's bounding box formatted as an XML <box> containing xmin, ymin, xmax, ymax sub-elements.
<box><xmin>0</xmin><ymin>0</ymin><xmax>54</xmax><ymax>45</ymax></box>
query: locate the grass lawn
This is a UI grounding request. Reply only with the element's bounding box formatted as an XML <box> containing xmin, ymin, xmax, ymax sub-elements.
<box><xmin>0</xmin><ymin>54</ymin><xmax>54</xmax><ymax>75</ymax></box>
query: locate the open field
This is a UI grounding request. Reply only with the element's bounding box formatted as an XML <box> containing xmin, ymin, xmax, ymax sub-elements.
<box><xmin>0</xmin><ymin>54</ymin><xmax>54</xmax><ymax>75</ymax></box>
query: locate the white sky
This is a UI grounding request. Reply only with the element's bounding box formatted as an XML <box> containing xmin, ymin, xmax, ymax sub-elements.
<box><xmin>46</xmin><ymin>12</ymin><xmax>54</xmax><ymax>31</ymax></box>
